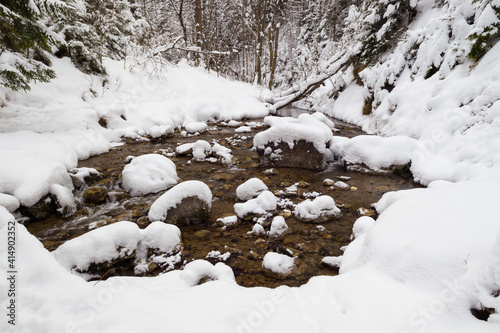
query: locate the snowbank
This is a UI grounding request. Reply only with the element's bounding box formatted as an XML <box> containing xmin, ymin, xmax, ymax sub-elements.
<box><xmin>122</xmin><ymin>154</ymin><xmax>178</xmax><ymax>196</ymax></box>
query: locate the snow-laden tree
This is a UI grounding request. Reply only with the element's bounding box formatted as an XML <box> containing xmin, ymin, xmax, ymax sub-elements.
<box><xmin>0</xmin><ymin>0</ymin><xmax>71</xmax><ymax>91</ymax></box>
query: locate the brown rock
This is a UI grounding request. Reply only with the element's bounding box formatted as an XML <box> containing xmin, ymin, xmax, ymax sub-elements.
<box><xmin>83</xmin><ymin>186</ymin><xmax>108</xmax><ymax>204</ymax></box>
<box><xmin>256</xmin><ymin>140</ymin><xmax>327</xmax><ymax>170</ymax></box>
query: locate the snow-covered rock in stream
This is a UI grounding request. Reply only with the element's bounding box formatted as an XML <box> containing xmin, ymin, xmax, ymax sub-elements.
<box><xmin>234</xmin><ymin>190</ymin><xmax>277</xmax><ymax>219</ymax></box>
<box><xmin>294</xmin><ymin>195</ymin><xmax>341</xmax><ymax>223</ymax></box>
<box><xmin>176</xmin><ymin>140</ymin><xmax>233</xmax><ymax>164</ymax></box>
<box><xmin>329</xmin><ymin>135</ymin><xmax>420</xmax><ymax>173</ymax></box>
<box><xmin>53</xmin><ymin>221</ymin><xmax>182</xmax><ymax>279</ymax></box>
<box><xmin>148</xmin><ymin>180</ymin><xmax>212</xmax><ymax>225</ymax></box>
<box><xmin>268</xmin><ymin>216</ymin><xmax>288</xmax><ymax>238</ymax></box>
<box><xmin>262</xmin><ymin>252</ymin><xmax>295</xmax><ymax>279</ymax></box>
<box><xmin>254</xmin><ymin>113</ymin><xmax>334</xmax><ymax>170</ymax></box>
<box><xmin>122</xmin><ymin>154</ymin><xmax>178</xmax><ymax>196</ymax></box>
<box><xmin>236</xmin><ymin>178</ymin><xmax>269</xmax><ymax>201</ymax></box>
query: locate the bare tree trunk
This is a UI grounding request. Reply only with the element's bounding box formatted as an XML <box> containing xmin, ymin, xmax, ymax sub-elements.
<box><xmin>268</xmin><ymin>22</ymin><xmax>279</xmax><ymax>90</ymax></box>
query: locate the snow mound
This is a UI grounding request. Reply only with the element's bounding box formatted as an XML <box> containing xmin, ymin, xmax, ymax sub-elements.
<box><xmin>122</xmin><ymin>154</ymin><xmax>178</xmax><ymax>196</ymax></box>
<box><xmin>180</xmin><ymin>260</ymin><xmax>235</xmax><ymax>286</ymax></box>
<box><xmin>345</xmin><ymin>179</ymin><xmax>500</xmax><ymax>291</ymax></box>
<box><xmin>234</xmin><ymin>190</ymin><xmax>277</xmax><ymax>218</ymax></box>
<box><xmin>53</xmin><ymin>221</ymin><xmax>181</xmax><ymax>275</ymax></box>
<box><xmin>351</xmin><ymin>216</ymin><xmax>375</xmax><ymax>239</ymax></box>
<box><xmin>262</xmin><ymin>252</ymin><xmax>295</xmax><ymax>274</ymax></box>
<box><xmin>0</xmin><ymin>149</ymin><xmax>74</xmax><ymax>207</ymax></box>
<box><xmin>269</xmin><ymin>216</ymin><xmax>288</xmax><ymax>238</ymax></box>
<box><xmin>294</xmin><ymin>195</ymin><xmax>341</xmax><ymax>221</ymax></box>
<box><xmin>148</xmin><ymin>180</ymin><xmax>213</xmax><ymax>222</ymax></box>
<box><xmin>254</xmin><ymin>113</ymin><xmax>334</xmax><ymax>154</ymax></box>
<box><xmin>330</xmin><ymin>135</ymin><xmax>420</xmax><ymax>172</ymax></box>
<box><xmin>236</xmin><ymin>178</ymin><xmax>269</xmax><ymax>201</ymax></box>
<box><xmin>176</xmin><ymin>140</ymin><xmax>233</xmax><ymax>164</ymax></box>
<box><xmin>149</xmin><ymin>124</ymin><xmax>174</xmax><ymax>138</ymax></box>
<box><xmin>185</xmin><ymin>122</ymin><xmax>208</xmax><ymax>134</ymax></box>
<box><xmin>0</xmin><ymin>193</ymin><xmax>20</xmax><ymax>213</ymax></box>
<box><xmin>216</xmin><ymin>215</ymin><xmax>238</xmax><ymax>226</ymax></box>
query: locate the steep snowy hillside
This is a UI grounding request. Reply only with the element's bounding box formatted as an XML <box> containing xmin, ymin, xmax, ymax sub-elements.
<box><xmin>296</xmin><ymin>0</ymin><xmax>500</xmax><ymax>184</ymax></box>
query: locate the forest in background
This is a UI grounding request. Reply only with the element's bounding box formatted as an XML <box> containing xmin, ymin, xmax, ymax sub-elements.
<box><xmin>1</xmin><ymin>0</ymin><xmax>499</xmax><ymax>107</ymax></box>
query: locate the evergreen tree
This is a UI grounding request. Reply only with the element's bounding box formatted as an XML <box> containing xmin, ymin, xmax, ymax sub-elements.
<box><xmin>0</xmin><ymin>0</ymin><xmax>71</xmax><ymax>91</ymax></box>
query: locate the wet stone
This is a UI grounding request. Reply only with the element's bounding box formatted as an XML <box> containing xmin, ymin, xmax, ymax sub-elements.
<box><xmin>82</xmin><ymin>186</ymin><xmax>108</xmax><ymax>204</ymax></box>
<box><xmin>256</xmin><ymin>140</ymin><xmax>327</xmax><ymax>170</ymax></box>
<box><xmin>162</xmin><ymin>196</ymin><xmax>211</xmax><ymax>226</ymax></box>
<box><xmin>20</xmin><ymin>195</ymin><xmax>56</xmax><ymax>221</ymax></box>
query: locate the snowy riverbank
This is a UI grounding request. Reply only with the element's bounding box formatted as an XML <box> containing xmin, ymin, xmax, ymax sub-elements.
<box><xmin>0</xmin><ymin>53</ymin><xmax>499</xmax><ymax>332</ymax></box>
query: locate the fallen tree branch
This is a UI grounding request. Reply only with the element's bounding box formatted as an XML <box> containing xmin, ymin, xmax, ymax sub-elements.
<box><xmin>271</xmin><ymin>51</ymin><xmax>351</xmax><ymax>110</ymax></box>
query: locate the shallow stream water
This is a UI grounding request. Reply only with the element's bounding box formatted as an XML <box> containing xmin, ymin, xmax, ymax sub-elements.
<box><xmin>26</xmin><ymin>108</ymin><xmax>420</xmax><ymax>287</ymax></box>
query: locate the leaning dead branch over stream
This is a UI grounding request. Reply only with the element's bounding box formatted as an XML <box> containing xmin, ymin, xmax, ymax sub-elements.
<box><xmin>270</xmin><ymin>51</ymin><xmax>351</xmax><ymax>110</ymax></box>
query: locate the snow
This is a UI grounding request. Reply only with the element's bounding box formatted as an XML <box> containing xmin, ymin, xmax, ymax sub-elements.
<box><xmin>0</xmin><ymin>55</ymin><xmax>267</xmax><ymax>209</ymax></box>
<box><xmin>294</xmin><ymin>195</ymin><xmax>341</xmax><ymax>221</ymax></box>
<box><xmin>234</xmin><ymin>190</ymin><xmax>277</xmax><ymax>218</ymax></box>
<box><xmin>185</xmin><ymin>121</ymin><xmax>208</xmax><ymax>134</ymax></box>
<box><xmin>2</xmin><ymin>175</ymin><xmax>500</xmax><ymax>333</ymax></box>
<box><xmin>236</xmin><ymin>177</ymin><xmax>269</xmax><ymax>201</ymax></box>
<box><xmin>122</xmin><ymin>154</ymin><xmax>178</xmax><ymax>196</ymax></box>
<box><xmin>262</xmin><ymin>252</ymin><xmax>295</xmax><ymax>274</ymax></box>
<box><xmin>148</xmin><ymin>180</ymin><xmax>212</xmax><ymax>222</ymax></box>
<box><xmin>235</xmin><ymin>126</ymin><xmax>252</xmax><ymax>133</ymax></box>
<box><xmin>268</xmin><ymin>216</ymin><xmax>288</xmax><ymax>237</ymax></box>
<box><xmin>330</xmin><ymin>135</ymin><xmax>420</xmax><ymax>172</ymax></box>
<box><xmin>3</xmin><ymin>6</ymin><xmax>500</xmax><ymax>330</ymax></box>
<box><xmin>53</xmin><ymin>221</ymin><xmax>142</xmax><ymax>273</ymax></box>
<box><xmin>254</xmin><ymin>113</ymin><xmax>334</xmax><ymax>154</ymax></box>
<box><xmin>250</xmin><ymin>223</ymin><xmax>266</xmax><ymax>236</ymax></box>
<box><xmin>216</xmin><ymin>215</ymin><xmax>238</xmax><ymax>226</ymax></box>
<box><xmin>0</xmin><ymin>193</ymin><xmax>20</xmax><ymax>213</ymax></box>
<box><xmin>351</xmin><ymin>216</ymin><xmax>375</xmax><ymax>239</ymax></box>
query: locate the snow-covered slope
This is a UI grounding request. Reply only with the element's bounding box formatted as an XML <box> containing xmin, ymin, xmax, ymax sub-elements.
<box><xmin>297</xmin><ymin>0</ymin><xmax>500</xmax><ymax>184</ymax></box>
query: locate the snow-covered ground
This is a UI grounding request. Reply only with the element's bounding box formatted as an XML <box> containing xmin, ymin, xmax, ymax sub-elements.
<box><xmin>1</xmin><ymin>4</ymin><xmax>500</xmax><ymax>327</ymax></box>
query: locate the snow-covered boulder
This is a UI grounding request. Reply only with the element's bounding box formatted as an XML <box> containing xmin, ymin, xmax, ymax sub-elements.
<box><xmin>53</xmin><ymin>221</ymin><xmax>182</xmax><ymax>279</ymax></box>
<box><xmin>253</xmin><ymin>113</ymin><xmax>334</xmax><ymax>170</ymax></box>
<box><xmin>262</xmin><ymin>252</ymin><xmax>295</xmax><ymax>279</ymax></box>
<box><xmin>148</xmin><ymin>180</ymin><xmax>213</xmax><ymax>225</ymax></box>
<box><xmin>122</xmin><ymin>154</ymin><xmax>178</xmax><ymax>196</ymax></box>
<box><xmin>268</xmin><ymin>216</ymin><xmax>288</xmax><ymax>238</ymax></box>
<box><xmin>234</xmin><ymin>190</ymin><xmax>277</xmax><ymax>219</ymax></box>
<box><xmin>329</xmin><ymin>135</ymin><xmax>419</xmax><ymax>173</ymax></box>
<box><xmin>176</xmin><ymin>140</ymin><xmax>233</xmax><ymax>164</ymax></box>
<box><xmin>294</xmin><ymin>195</ymin><xmax>341</xmax><ymax>223</ymax></box>
<box><xmin>236</xmin><ymin>178</ymin><xmax>268</xmax><ymax>201</ymax></box>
